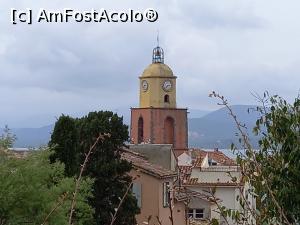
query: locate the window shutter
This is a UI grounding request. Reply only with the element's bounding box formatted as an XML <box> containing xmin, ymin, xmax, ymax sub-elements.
<box><xmin>132</xmin><ymin>183</ymin><xmax>142</xmax><ymax>208</ymax></box>
<box><xmin>163</xmin><ymin>182</ymin><xmax>170</xmax><ymax>207</ymax></box>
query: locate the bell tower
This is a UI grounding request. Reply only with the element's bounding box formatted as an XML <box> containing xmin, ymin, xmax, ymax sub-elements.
<box><xmin>130</xmin><ymin>43</ymin><xmax>188</xmax><ymax>154</ymax></box>
<box><xmin>139</xmin><ymin>46</ymin><xmax>176</xmax><ymax>108</ymax></box>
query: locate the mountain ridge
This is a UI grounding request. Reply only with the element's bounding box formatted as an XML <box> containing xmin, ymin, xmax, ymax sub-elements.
<box><xmin>1</xmin><ymin>105</ymin><xmax>262</xmax><ymax>149</ymax></box>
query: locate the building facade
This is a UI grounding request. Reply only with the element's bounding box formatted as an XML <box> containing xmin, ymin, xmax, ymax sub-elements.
<box><xmin>122</xmin><ymin>148</ymin><xmax>186</xmax><ymax>225</ymax></box>
<box><xmin>177</xmin><ymin>149</ymin><xmax>246</xmax><ymax>224</ymax></box>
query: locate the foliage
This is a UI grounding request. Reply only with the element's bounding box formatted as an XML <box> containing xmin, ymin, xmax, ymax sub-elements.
<box><xmin>0</xmin><ymin>149</ymin><xmax>94</xmax><ymax>225</ymax></box>
<box><xmin>49</xmin><ymin>115</ymin><xmax>79</xmax><ymax>176</ymax></box>
<box><xmin>209</xmin><ymin>92</ymin><xmax>300</xmax><ymax>225</ymax></box>
<box><xmin>49</xmin><ymin>111</ymin><xmax>139</xmax><ymax>225</ymax></box>
<box><xmin>0</xmin><ymin>125</ymin><xmax>17</xmax><ymax>150</ymax></box>
<box><xmin>253</xmin><ymin>94</ymin><xmax>300</xmax><ymax>223</ymax></box>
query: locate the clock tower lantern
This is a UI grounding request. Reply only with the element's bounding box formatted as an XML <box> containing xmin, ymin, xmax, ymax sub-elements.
<box><xmin>130</xmin><ymin>44</ymin><xmax>188</xmax><ymax>154</ymax></box>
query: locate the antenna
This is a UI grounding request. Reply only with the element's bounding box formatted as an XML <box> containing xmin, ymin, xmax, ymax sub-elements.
<box><xmin>157</xmin><ymin>29</ymin><xmax>160</xmax><ymax>47</ymax></box>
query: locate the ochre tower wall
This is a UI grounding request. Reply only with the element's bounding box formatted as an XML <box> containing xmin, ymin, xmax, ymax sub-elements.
<box><xmin>139</xmin><ymin>75</ymin><xmax>177</xmax><ymax>108</ymax></box>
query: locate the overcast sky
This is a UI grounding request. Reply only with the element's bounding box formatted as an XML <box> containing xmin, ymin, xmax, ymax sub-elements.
<box><xmin>1</xmin><ymin>0</ymin><xmax>300</xmax><ymax>127</ymax></box>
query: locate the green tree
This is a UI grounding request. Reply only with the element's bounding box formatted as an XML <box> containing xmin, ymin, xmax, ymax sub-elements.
<box><xmin>50</xmin><ymin>111</ymin><xmax>139</xmax><ymax>225</ymax></box>
<box><xmin>209</xmin><ymin>92</ymin><xmax>300</xmax><ymax>225</ymax></box>
<box><xmin>0</xmin><ymin>125</ymin><xmax>17</xmax><ymax>150</ymax></box>
<box><xmin>49</xmin><ymin>115</ymin><xmax>79</xmax><ymax>176</ymax></box>
<box><xmin>0</xmin><ymin>149</ymin><xmax>94</xmax><ymax>225</ymax></box>
<box><xmin>253</xmin><ymin>94</ymin><xmax>300</xmax><ymax>224</ymax></box>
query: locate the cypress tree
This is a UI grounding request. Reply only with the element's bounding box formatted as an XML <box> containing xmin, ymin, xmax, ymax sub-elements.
<box><xmin>49</xmin><ymin>114</ymin><xmax>79</xmax><ymax>176</ymax></box>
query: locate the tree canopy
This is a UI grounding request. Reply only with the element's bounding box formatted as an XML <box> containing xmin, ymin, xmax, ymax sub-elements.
<box><xmin>0</xmin><ymin>125</ymin><xmax>17</xmax><ymax>150</ymax></box>
<box><xmin>0</xmin><ymin>149</ymin><xmax>94</xmax><ymax>225</ymax></box>
<box><xmin>49</xmin><ymin>115</ymin><xmax>79</xmax><ymax>177</ymax></box>
<box><xmin>209</xmin><ymin>92</ymin><xmax>300</xmax><ymax>225</ymax></box>
<box><xmin>49</xmin><ymin>111</ymin><xmax>139</xmax><ymax>225</ymax></box>
<box><xmin>253</xmin><ymin>95</ymin><xmax>300</xmax><ymax>224</ymax></box>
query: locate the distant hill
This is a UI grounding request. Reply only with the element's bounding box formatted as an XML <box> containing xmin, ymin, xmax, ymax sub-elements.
<box><xmin>187</xmin><ymin>109</ymin><xmax>210</xmax><ymax>118</ymax></box>
<box><xmin>188</xmin><ymin>105</ymin><xmax>262</xmax><ymax>149</ymax></box>
<box><xmin>0</xmin><ymin>125</ymin><xmax>54</xmax><ymax>148</ymax></box>
<box><xmin>1</xmin><ymin>105</ymin><xmax>262</xmax><ymax>148</ymax></box>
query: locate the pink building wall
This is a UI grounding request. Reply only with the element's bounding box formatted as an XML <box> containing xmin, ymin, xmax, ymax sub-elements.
<box><xmin>130</xmin><ymin>169</ymin><xmax>186</xmax><ymax>225</ymax></box>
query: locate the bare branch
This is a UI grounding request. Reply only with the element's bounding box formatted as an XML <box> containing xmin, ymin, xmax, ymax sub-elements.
<box><xmin>109</xmin><ymin>179</ymin><xmax>135</xmax><ymax>225</ymax></box>
<box><xmin>68</xmin><ymin>133</ymin><xmax>109</xmax><ymax>225</ymax></box>
<box><xmin>209</xmin><ymin>91</ymin><xmax>291</xmax><ymax>225</ymax></box>
<box><xmin>41</xmin><ymin>192</ymin><xmax>68</xmax><ymax>225</ymax></box>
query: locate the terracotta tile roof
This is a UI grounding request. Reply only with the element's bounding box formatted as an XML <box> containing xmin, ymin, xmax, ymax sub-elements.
<box><xmin>179</xmin><ymin>165</ymin><xmax>192</xmax><ymax>175</ymax></box>
<box><xmin>178</xmin><ymin>165</ymin><xmax>192</xmax><ymax>185</ymax></box>
<box><xmin>184</xmin><ymin>181</ymin><xmax>242</xmax><ymax>187</ymax></box>
<box><xmin>178</xmin><ymin>168</ymin><xmax>198</xmax><ymax>185</ymax></box>
<box><xmin>121</xmin><ymin>147</ymin><xmax>146</xmax><ymax>158</ymax></box>
<box><xmin>185</xmin><ymin>177</ymin><xmax>199</xmax><ymax>185</ymax></box>
<box><xmin>178</xmin><ymin>166</ymin><xmax>241</xmax><ymax>187</ymax></box>
<box><xmin>174</xmin><ymin>187</ymin><xmax>220</xmax><ymax>203</ymax></box>
<box><xmin>190</xmin><ymin>148</ymin><xmax>236</xmax><ymax>167</ymax></box>
<box><xmin>121</xmin><ymin>151</ymin><xmax>177</xmax><ymax>179</ymax></box>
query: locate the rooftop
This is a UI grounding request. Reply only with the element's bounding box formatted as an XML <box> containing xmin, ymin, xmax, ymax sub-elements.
<box><xmin>177</xmin><ymin>148</ymin><xmax>239</xmax><ymax>187</ymax></box>
<box><xmin>174</xmin><ymin>187</ymin><xmax>220</xmax><ymax>203</ymax></box>
<box><xmin>140</xmin><ymin>63</ymin><xmax>175</xmax><ymax>78</ymax></box>
<box><xmin>121</xmin><ymin>149</ymin><xmax>177</xmax><ymax>179</ymax></box>
<box><xmin>128</xmin><ymin>144</ymin><xmax>174</xmax><ymax>170</ymax></box>
<box><xmin>190</xmin><ymin>148</ymin><xmax>236</xmax><ymax>167</ymax></box>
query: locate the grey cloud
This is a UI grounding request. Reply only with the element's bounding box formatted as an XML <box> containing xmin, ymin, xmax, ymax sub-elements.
<box><xmin>0</xmin><ymin>0</ymin><xmax>300</xmax><ymax>127</ymax></box>
<box><xmin>0</xmin><ymin>22</ymin><xmax>153</xmax><ymax>92</ymax></box>
<box><xmin>163</xmin><ymin>0</ymin><xmax>266</xmax><ymax>30</ymax></box>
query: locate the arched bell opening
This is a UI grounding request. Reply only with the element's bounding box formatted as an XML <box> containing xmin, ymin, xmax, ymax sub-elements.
<box><xmin>164</xmin><ymin>117</ymin><xmax>175</xmax><ymax>145</ymax></box>
<box><xmin>138</xmin><ymin>117</ymin><xmax>144</xmax><ymax>143</ymax></box>
<box><xmin>152</xmin><ymin>46</ymin><xmax>164</xmax><ymax>63</ymax></box>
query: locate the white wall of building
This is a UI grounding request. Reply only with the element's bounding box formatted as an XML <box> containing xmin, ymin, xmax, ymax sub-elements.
<box><xmin>190</xmin><ymin>167</ymin><xmax>240</xmax><ymax>183</ymax></box>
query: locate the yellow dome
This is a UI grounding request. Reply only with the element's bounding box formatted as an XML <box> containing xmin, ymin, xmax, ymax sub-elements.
<box><xmin>141</xmin><ymin>63</ymin><xmax>174</xmax><ymax>78</ymax></box>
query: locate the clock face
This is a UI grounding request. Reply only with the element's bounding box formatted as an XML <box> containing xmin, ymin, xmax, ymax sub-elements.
<box><xmin>163</xmin><ymin>80</ymin><xmax>172</xmax><ymax>91</ymax></box>
<box><xmin>141</xmin><ymin>80</ymin><xmax>148</xmax><ymax>91</ymax></box>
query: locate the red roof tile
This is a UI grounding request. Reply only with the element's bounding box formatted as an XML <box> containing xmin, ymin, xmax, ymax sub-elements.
<box><xmin>121</xmin><ymin>151</ymin><xmax>177</xmax><ymax>179</ymax></box>
<box><xmin>184</xmin><ymin>181</ymin><xmax>242</xmax><ymax>187</ymax></box>
<box><xmin>190</xmin><ymin>148</ymin><xmax>236</xmax><ymax>167</ymax></box>
<box><xmin>174</xmin><ymin>187</ymin><xmax>220</xmax><ymax>203</ymax></box>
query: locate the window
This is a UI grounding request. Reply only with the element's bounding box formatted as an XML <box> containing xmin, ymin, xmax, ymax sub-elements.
<box><xmin>164</xmin><ymin>94</ymin><xmax>170</xmax><ymax>103</ymax></box>
<box><xmin>188</xmin><ymin>208</ymin><xmax>204</xmax><ymax>219</ymax></box>
<box><xmin>132</xmin><ymin>183</ymin><xmax>142</xmax><ymax>208</ymax></box>
<box><xmin>208</xmin><ymin>158</ymin><xmax>218</xmax><ymax>166</ymax></box>
<box><xmin>164</xmin><ymin>117</ymin><xmax>175</xmax><ymax>145</ymax></box>
<box><xmin>195</xmin><ymin>209</ymin><xmax>204</xmax><ymax>219</ymax></box>
<box><xmin>163</xmin><ymin>182</ymin><xmax>170</xmax><ymax>207</ymax></box>
<box><xmin>188</xmin><ymin>209</ymin><xmax>194</xmax><ymax>218</ymax></box>
<box><xmin>137</xmin><ymin>117</ymin><xmax>143</xmax><ymax>143</ymax></box>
